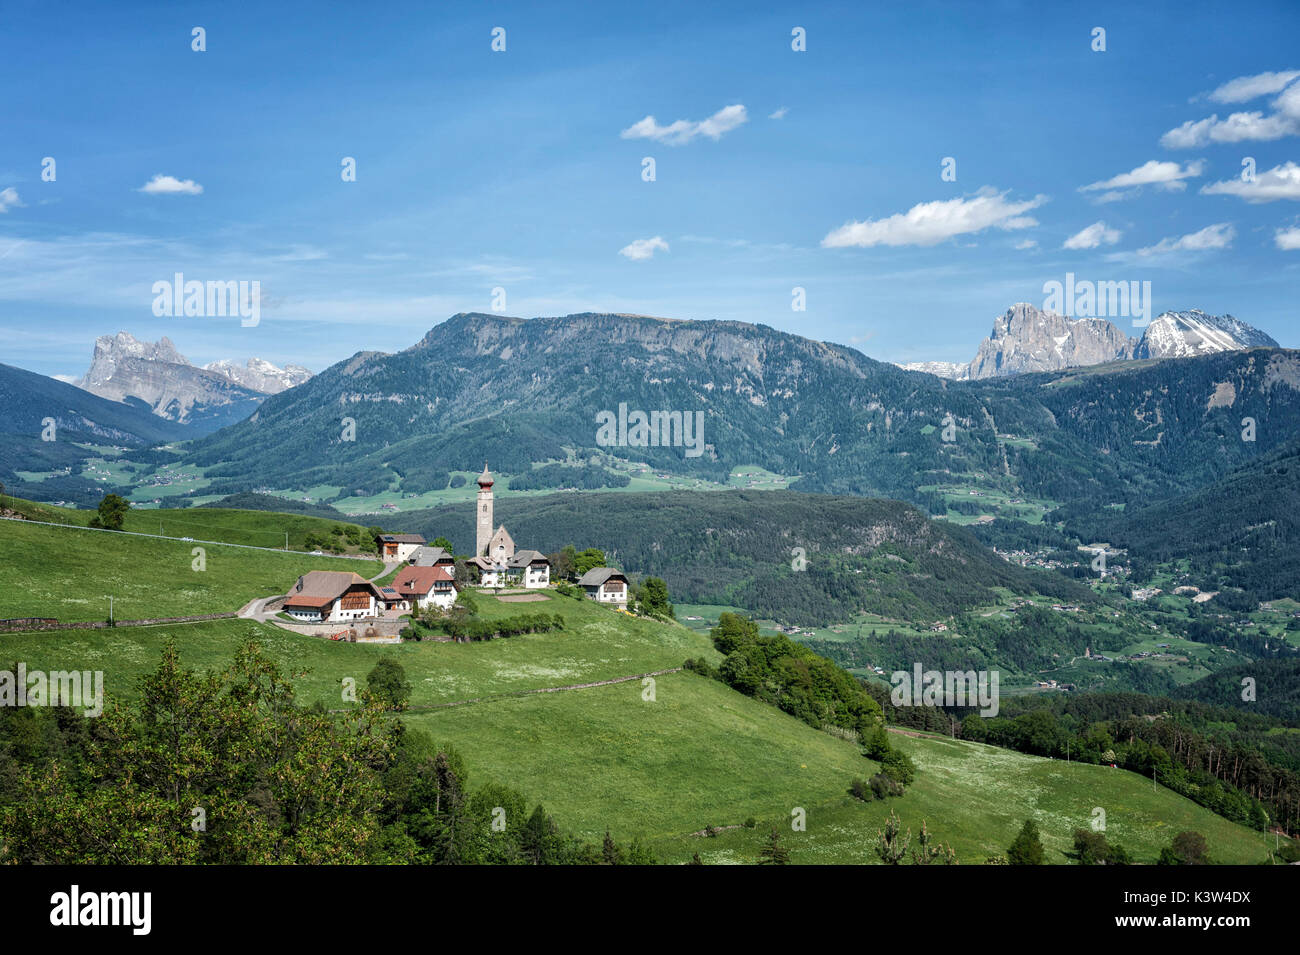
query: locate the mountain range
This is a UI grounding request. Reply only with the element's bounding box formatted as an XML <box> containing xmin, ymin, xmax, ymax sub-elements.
<box><xmin>75</xmin><ymin>331</ymin><xmax>312</xmax><ymax>432</ymax></box>
<box><xmin>179</xmin><ymin>311</ymin><xmax>1299</xmax><ymax>514</ymax></box>
<box><xmin>901</xmin><ymin>305</ymin><xmax>1280</xmax><ymax>380</ymax></box>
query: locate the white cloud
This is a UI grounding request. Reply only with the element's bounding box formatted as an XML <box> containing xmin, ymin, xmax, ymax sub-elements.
<box><xmin>0</xmin><ymin>187</ymin><xmax>24</xmax><ymax>213</ymax></box>
<box><xmin>1063</xmin><ymin>221</ymin><xmax>1122</xmax><ymax>250</ymax></box>
<box><xmin>1162</xmin><ymin>79</ymin><xmax>1300</xmax><ymax>148</ymax></box>
<box><xmin>620</xmin><ymin>104</ymin><xmax>748</xmax><ymax>145</ymax></box>
<box><xmin>1014</xmin><ymin>238</ymin><xmax>1038</xmax><ymax>250</ymax></box>
<box><xmin>139</xmin><ymin>174</ymin><xmax>204</xmax><ymax>195</ymax></box>
<box><xmin>1275</xmin><ymin>226</ymin><xmax>1300</xmax><ymax>250</ymax></box>
<box><xmin>768</xmin><ymin>107</ymin><xmax>789</xmax><ymax>120</ymax></box>
<box><xmin>618</xmin><ymin>236</ymin><xmax>669</xmax><ymax>260</ymax></box>
<box><xmin>1208</xmin><ymin>70</ymin><xmax>1300</xmax><ymax>104</ymax></box>
<box><xmin>820</xmin><ymin>187</ymin><xmax>1047</xmax><ymax>248</ymax></box>
<box><xmin>1201</xmin><ymin>161</ymin><xmax>1300</xmax><ymax>202</ymax></box>
<box><xmin>1135</xmin><ymin>223</ymin><xmax>1235</xmax><ymax>257</ymax></box>
<box><xmin>1079</xmin><ymin>159</ymin><xmax>1204</xmax><ymax>197</ymax></box>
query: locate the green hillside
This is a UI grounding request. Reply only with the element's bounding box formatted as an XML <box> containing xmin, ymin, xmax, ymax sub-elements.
<box><xmin>0</xmin><ymin>612</ymin><xmax>1276</xmax><ymax>864</ymax></box>
<box><xmin>1</xmin><ymin>495</ymin><xmax>380</xmax><ymax>555</ymax></box>
<box><xmin>0</xmin><ymin>518</ymin><xmax>381</xmax><ymax>622</ymax></box>
<box><xmin>0</xmin><ymin>362</ymin><xmax>193</xmax><ymax>507</ymax></box>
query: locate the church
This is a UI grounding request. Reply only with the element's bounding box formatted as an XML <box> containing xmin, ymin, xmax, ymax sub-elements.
<box><xmin>465</xmin><ymin>463</ymin><xmax>551</xmax><ymax>588</ymax></box>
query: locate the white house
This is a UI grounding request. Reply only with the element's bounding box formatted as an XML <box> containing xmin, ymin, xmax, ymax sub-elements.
<box><xmin>376</xmin><ymin>533</ymin><xmax>426</xmax><ymax>562</ymax></box>
<box><xmin>578</xmin><ymin>567</ymin><xmax>629</xmax><ymax>608</ymax></box>
<box><xmin>393</xmin><ymin>564</ymin><xmax>458</xmax><ymax>610</ymax></box>
<box><xmin>283</xmin><ymin>571</ymin><xmax>383</xmax><ymax>623</ymax></box>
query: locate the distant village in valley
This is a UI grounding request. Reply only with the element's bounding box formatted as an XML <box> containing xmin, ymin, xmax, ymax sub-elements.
<box><xmin>275</xmin><ymin>464</ymin><xmax>643</xmax><ymax>642</ymax></box>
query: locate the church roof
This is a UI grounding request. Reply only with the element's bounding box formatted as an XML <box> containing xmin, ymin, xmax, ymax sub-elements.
<box><xmin>477</xmin><ymin>462</ymin><xmax>494</xmax><ymax>487</ymax></box>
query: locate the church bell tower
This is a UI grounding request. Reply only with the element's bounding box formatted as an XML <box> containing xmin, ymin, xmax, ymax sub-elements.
<box><xmin>476</xmin><ymin>462</ymin><xmax>494</xmax><ymax>557</ymax></box>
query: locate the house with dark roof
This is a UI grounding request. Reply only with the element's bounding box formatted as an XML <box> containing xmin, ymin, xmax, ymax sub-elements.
<box><xmin>375</xmin><ymin>533</ymin><xmax>426</xmax><ymax>561</ymax></box>
<box><xmin>577</xmin><ymin>567</ymin><xmax>629</xmax><ymax>608</ymax></box>
<box><xmin>283</xmin><ymin>570</ymin><xmax>384</xmax><ymax>623</ymax></box>
<box><xmin>407</xmin><ymin>545</ymin><xmax>454</xmax><ymax>568</ymax></box>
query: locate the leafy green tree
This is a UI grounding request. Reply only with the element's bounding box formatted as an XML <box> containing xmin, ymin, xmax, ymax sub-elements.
<box><xmin>637</xmin><ymin>577</ymin><xmax>674</xmax><ymax>618</ymax></box>
<box><xmin>1159</xmin><ymin>830</ymin><xmax>1209</xmax><ymax>865</ymax></box>
<box><xmin>88</xmin><ymin>493</ymin><xmax>130</xmax><ymax>531</ymax></box>
<box><xmin>1073</xmin><ymin>828</ymin><xmax>1112</xmax><ymax>865</ymax></box>
<box><xmin>366</xmin><ymin>658</ymin><xmax>412</xmax><ymax>711</ymax></box>
<box><xmin>880</xmin><ymin>748</ymin><xmax>916</xmax><ymax>787</ymax></box>
<box><xmin>432</xmin><ymin>536</ymin><xmax>454</xmax><ymax>553</ymax></box>
<box><xmin>758</xmin><ymin>828</ymin><xmax>790</xmax><ymax>865</ymax></box>
<box><xmin>574</xmin><ymin>548</ymin><xmax>607</xmax><ymax>576</ymax></box>
<box><xmin>1007</xmin><ymin>819</ymin><xmax>1045</xmax><ymax>865</ymax></box>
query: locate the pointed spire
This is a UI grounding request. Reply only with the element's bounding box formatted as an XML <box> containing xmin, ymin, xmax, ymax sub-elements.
<box><xmin>477</xmin><ymin>461</ymin><xmax>494</xmax><ymax>487</ymax></box>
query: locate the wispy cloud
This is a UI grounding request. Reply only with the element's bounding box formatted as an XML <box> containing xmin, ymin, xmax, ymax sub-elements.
<box><xmin>1135</xmin><ymin>223</ymin><xmax>1235</xmax><ymax>257</ymax></box>
<box><xmin>139</xmin><ymin>174</ymin><xmax>204</xmax><ymax>196</ymax></box>
<box><xmin>1079</xmin><ymin>159</ymin><xmax>1204</xmax><ymax>200</ymax></box>
<box><xmin>620</xmin><ymin>104</ymin><xmax>748</xmax><ymax>145</ymax></box>
<box><xmin>1201</xmin><ymin>160</ymin><xmax>1300</xmax><ymax>202</ymax></box>
<box><xmin>821</xmin><ymin>187</ymin><xmax>1046</xmax><ymax>248</ymax></box>
<box><xmin>1207</xmin><ymin>69</ymin><xmax>1300</xmax><ymax>103</ymax></box>
<box><xmin>1063</xmin><ymin>221</ymin><xmax>1122</xmax><ymax>250</ymax></box>
<box><xmin>768</xmin><ymin>106</ymin><xmax>789</xmax><ymax>120</ymax></box>
<box><xmin>0</xmin><ymin>187</ymin><xmax>24</xmax><ymax>213</ymax></box>
<box><xmin>618</xmin><ymin>236</ymin><xmax>669</xmax><ymax>260</ymax></box>
<box><xmin>1275</xmin><ymin>226</ymin><xmax>1300</xmax><ymax>250</ymax></box>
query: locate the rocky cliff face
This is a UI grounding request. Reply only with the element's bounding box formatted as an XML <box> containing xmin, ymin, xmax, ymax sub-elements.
<box><xmin>965</xmin><ymin>304</ymin><xmax>1135</xmax><ymax>379</ymax></box>
<box><xmin>901</xmin><ymin>305</ymin><xmax>1279</xmax><ymax>380</ymax></box>
<box><xmin>76</xmin><ymin>332</ymin><xmax>312</xmax><ymax>431</ymax></box>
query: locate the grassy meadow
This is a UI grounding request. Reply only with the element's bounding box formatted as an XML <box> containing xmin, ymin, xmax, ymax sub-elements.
<box><xmin>0</xmin><ymin>518</ymin><xmax>380</xmax><ymax>622</ymax></box>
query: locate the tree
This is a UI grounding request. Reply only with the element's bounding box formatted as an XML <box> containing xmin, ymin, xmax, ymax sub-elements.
<box><xmin>1007</xmin><ymin>819</ymin><xmax>1044</xmax><ymax>865</ymax></box>
<box><xmin>912</xmin><ymin>820</ymin><xmax>957</xmax><ymax>865</ymax></box>
<box><xmin>366</xmin><ymin>658</ymin><xmax>412</xmax><ymax>711</ymax></box>
<box><xmin>574</xmin><ymin>548</ymin><xmax>607</xmax><ymax>576</ymax></box>
<box><xmin>432</xmin><ymin>536</ymin><xmax>454</xmax><ymax>554</ymax></box>
<box><xmin>875</xmin><ymin>810</ymin><xmax>910</xmax><ymax>864</ymax></box>
<box><xmin>88</xmin><ymin>493</ymin><xmax>129</xmax><ymax>531</ymax></box>
<box><xmin>637</xmin><ymin>577</ymin><xmax>674</xmax><ymax>618</ymax></box>
<box><xmin>1160</xmin><ymin>830</ymin><xmax>1209</xmax><ymax>865</ymax></box>
<box><xmin>602</xmin><ymin>829</ymin><xmax>623</xmax><ymax>865</ymax></box>
<box><xmin>1072</xmin><ymin>828</ymin><xmax>1111</xmax><ymax>865</ymax></box>
<box><xmin>758</xmin><ymin>828</ymin><xmax>790</xmax><ymax>865</ymax></box>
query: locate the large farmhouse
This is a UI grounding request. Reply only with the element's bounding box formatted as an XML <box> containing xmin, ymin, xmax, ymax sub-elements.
<box><xmin>578</xmin><ymin>567</ymin><xmax>629</xmax><ymax>608</ymax></box>
<box><xmin>283</xmin><ymin>570</ymin><xmax>384</xmax><ymax>622</ymax></box>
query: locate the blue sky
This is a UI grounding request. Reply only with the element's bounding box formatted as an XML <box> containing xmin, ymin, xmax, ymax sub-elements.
<box><xmin>2</xmin><ymin>0</ymin><xmax>1299</xmax><ymax>379</ymax></box>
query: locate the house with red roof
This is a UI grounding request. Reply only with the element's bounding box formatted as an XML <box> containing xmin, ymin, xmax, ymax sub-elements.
<box><xmin>392</xmin><ymin>564</ymin><xmax>458</xmax><ymax>611</ymax></box>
